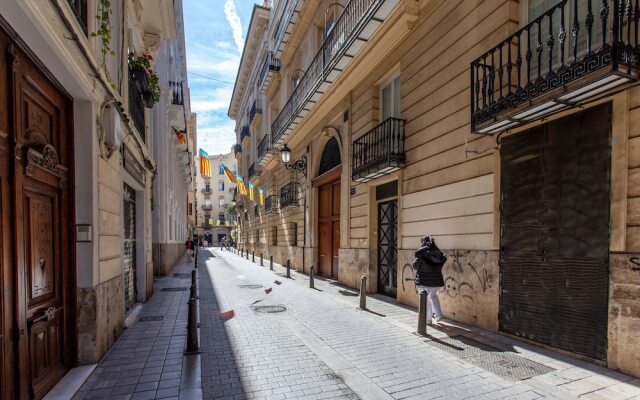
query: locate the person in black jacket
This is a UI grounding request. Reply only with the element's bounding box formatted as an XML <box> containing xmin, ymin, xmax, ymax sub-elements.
<box><xmin>412</xmin><ymin>235</ymin><xmax>447</xmax><ymax>325</ymax></box>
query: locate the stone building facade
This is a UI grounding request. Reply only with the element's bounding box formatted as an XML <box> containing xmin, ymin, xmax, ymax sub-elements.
<box><xmin>231</xmin><ymin>0</ymin><xmax>640</xmax><ymax>378</ymax></box>
<box><xmin>195</xmin><ymin>152</ymin><xmax>237</xmax><ymax>245</ymax></box>
<box><xmin>151</xmin><ymin>0</ymin><xmax>195</xmax><ymax>276</ymax></box>
<box><xmin>0</xmin><ymin>0</ymin><xmax>183</xmax><ymax>398</ymax></box>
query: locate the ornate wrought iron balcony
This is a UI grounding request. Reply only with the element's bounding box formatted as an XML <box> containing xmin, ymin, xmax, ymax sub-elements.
<box><xmin>352</xmin><ymin>117</ymin><xmax>406</xmax><ymax>182</ymax></box>
<box><xmin>68</xmin><ymin>0</ymin><xmax>88</xmax><ymax>33</ymax></box>
<box><xmin>471</xmin><ymin>0</ymin><xmax>640</xmax><ymax>134</ymax></box>
<box><xmin>169</xmin><ymin>81</ymin><xmax>184</xmax><ymax>105</ymax></box>
<box><xmin>259</xmin><ymin>51</ymin><xmax>281</xmax><ymax>92</ymax></box>
<box><xmin>201</xmin><ymin>188</ymin><xmax>212</xmax><ymax>195</ymax></box>
<box><xmin>248</xmin><ymin>163</ymin><xmax>256</xmax><ymax>181</ymax></box>
<box><xmin>280</xmin><ymin>182</ymin><xmax>300</xmax><ymax>209</ymax></box>
<box><xmin>257</xmin><ymin>134</ymin><xmax>272</xmax><ymax>165</ymax></box>
<box><xmin>233</xmin><ymin>143</ymin><xmax>242</xmax><ymax>157</ymax></box>
<box><xmin>271</xmin><ymin>0</ymin><xmax>396</xmax><ymax>146</ymax></box>
<box><xmin>272</xmin><ymin>0</ymin><xmax>302</xmax><ymax>56</ymax></box>
<box><xmin>128</xmin><ymin>69</ymin><xmax>147</xmax><ymax>142</ymax></box>
<box><xmin>249</xmin><ymin>99</ymin><xmax>263</xmax><ymax>126</ymax></box>
<box><xmin>240</xmin><ymin>126</ymin><xmax>250</xmax><ymax>143</ymax></box>
<box><xmin>264</xmin><ymin>195</ymin><xmax>276</xmax><ymax>215</ymax></box>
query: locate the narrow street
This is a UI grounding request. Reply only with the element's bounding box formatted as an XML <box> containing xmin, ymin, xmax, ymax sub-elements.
<box><xmin>198</xmin><ymin>250</ymin><xmax>640</xmax><ymax>400</ymax></box>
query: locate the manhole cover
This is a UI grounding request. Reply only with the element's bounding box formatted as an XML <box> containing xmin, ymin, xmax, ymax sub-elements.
<box><xmin>138</xmin><ymin>315</ymin><xmax>164</xmax><ymax>322</ymax></box>
<box><xmin>251</xmin><ymin>305</ymin><xmax>287</xmax><ymax>313</ymax></box>
<box><xmin>238</xmin><ymin>284</ymin><xmax>264</xmax><ymax>289</ymax></box>
<box><xmin>427</xmin><ymin>336</ymin><xmax>553</xmax><ymax>380</ymax></box>
<box><xmin>173</xmin><ymin>273</ymin><xmax>191</xmax><ymax>279</ymax></box>
<box><xmin>160</xmin><ymin>287</ymin><xmax>189</xmax><ymax>292</ymax></box>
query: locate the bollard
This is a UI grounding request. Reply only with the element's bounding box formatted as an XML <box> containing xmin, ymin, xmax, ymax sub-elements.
<box><xmin>309</xmin><ymin>265</ymin><xmax>315</xmax><ymax>289</ymax></box>
<box><xmin>185</xmin><ymin>297</ymin><xmax>200</xmax><ymax>353</ymax></box>
<box><xmin>359</xmin><ymin>275</ymin><xmax>367</xmax><ymax>310</ymax></box>
<box><xmin>417</xmin><ymin>290</ymin><xmax>428</xmax><ymax>336</ymax></box>
<box><xmin>190</xmin><ymin>270</ymin><xmax>198</xmax><ymax>300</ymax></box>
<box><xmin>260</xmin><ymin>253</ymin><xmax>264</xmax><ymax>266</ymax></box>
<box><xmin>270</xmin><ymin>256</ymin><xmax>273</xmax><ymax>271</ymax></box>
<box><xmin>286</xmin><ymin>259</ymin><xmax>291</xmax><ymax>279</ymax></box>
<box><xmin>252</xmin><ymin>251</ymin><xmax>255</xmax><ymax>263</ymax></box>
<box><xmin>194</xmin><ymin>245</ymin><xmax>198</xmax><ymax>269</ymax></box>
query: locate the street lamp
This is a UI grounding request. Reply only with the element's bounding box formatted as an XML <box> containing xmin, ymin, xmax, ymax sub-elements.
<box><xmin>280</xmin><ymin>144</ymin><xmax>307</xmax><ymax>177</ymax></box>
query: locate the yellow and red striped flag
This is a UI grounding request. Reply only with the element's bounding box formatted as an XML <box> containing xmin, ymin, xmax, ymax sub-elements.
<box><xmin>199</xmin><ymin>149</ymin><xmax>211</xmax><ymax>177</ymax></box>
<box><xmin>221</xmin><ymin>163</ymin><xmax>237</xmax><ymax>184</ymax></box>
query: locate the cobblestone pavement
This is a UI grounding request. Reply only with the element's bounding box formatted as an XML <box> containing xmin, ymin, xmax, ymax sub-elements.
<box><xmin>200</xmin><ymin>249</ymin><xmax>640</xmax><ymax>400</ymax></box>
<box><xmin>74</xmin><ymin>256</ymin><xmax>202</xmax><ymax>400</ymax></box>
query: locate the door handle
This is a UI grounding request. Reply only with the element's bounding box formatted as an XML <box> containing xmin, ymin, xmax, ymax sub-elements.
<box><xmin>28</xmin><ymin>306</ymin><xmax>59</xmax><ymax>327</ymax></box>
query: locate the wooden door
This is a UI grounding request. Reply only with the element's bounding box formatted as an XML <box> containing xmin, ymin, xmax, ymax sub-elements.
<box><xmin>1</xmin><ymin>27</ymin><xmax>75</xmax><ymax>399</ymax></box>
<box><xmin>317</xmin><ymin>181</ymin><xmax>340</xmax><ymax>279</ymax></box>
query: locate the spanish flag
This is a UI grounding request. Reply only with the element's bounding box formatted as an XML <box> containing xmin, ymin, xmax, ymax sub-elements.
<box><xmin>221</xmin><ymin>163</ymin><xmax>237</xmax><ymax>184</ymax></box>
<box><xmin>199</xmin><ymin>149</ymin><xmax>212</xmax><ymax>177</ymax></box>
<box><xmin>248</xmin><ymin>182</ymin><xmax>254</xmax><ymax>201</ymax></box>
<box><xmin>237</xmin><ymin>174</ymin><xmax>247</xmax><ymax>195</ymax></box>
<box><xmin>259</xmin><ymin>188</ymin><xmax>264</xmax><ymax>205</ymax></box>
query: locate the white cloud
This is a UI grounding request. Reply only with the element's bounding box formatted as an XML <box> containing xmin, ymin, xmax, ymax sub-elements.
<box><xmin>224</xmin><ymin>0</ymin><xmax>244</xmax><ymax>53</ymax></box>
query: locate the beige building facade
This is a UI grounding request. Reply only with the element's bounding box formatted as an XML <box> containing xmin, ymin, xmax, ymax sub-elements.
<box><xmin>231</xmin><ymin>0</ymin><xmax>640</xmax><ymax>378</ymax></box>
<box><xmin>195</xmin><ymin>152</ymin><xmax>237</xmax><ymax>245</ymax></box>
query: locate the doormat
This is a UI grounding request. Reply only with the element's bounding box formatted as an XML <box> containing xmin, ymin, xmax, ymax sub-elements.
<box><xmin>160</xmin><ymin>287</ymin><xmax>189</xmax><ymax>292</ymax></box>
<box><xmin>138</xmin><ymin>315</ymin><xmax>164</xmax><ymax>322</ymax></box>
<box><xmin>427</xmin><ymin>335</ymin><xmax>554</xmax><ymax>381</ymax></box>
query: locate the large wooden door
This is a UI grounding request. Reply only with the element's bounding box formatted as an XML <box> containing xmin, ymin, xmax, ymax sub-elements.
<box><xmin>0</xmin><ymin>24</ymin><xmax>75</xmax><ymax>399</ymax></box>
<box><xmin>318</xmin><ymin>181</ymin><xmax>340</xmax><ymax>279</ymax></box>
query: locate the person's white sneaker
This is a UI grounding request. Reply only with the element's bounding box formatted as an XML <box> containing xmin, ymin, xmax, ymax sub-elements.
<box><xmin>433</xmin><ymin>314</ymin><xmax>442</xmax><ymax>323</ymax></box>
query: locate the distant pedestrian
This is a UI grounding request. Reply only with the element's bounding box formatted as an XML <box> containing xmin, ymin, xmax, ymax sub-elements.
<box><xmin>185</xmin><ymin>238</ymin><xmax>194</xmax><ymax>261</ymax></box>
<box><xmin>221</xmin><ymin>237</ymin><xmax>227</xmax><ymax>251</ymax></box>
<box><xmin>412</xmin><ymin>235</ymin><xmax>447</xmax><ymax>325</ymax></box>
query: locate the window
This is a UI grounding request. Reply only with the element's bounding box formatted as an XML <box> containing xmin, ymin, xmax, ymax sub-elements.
<box><xmin>254</xmin><ymin>229</ymin><xmax>259</xmax><ymax>244</ymax></box>
<box><xmin>244</xmin><ymin>210</ymin><xmax>248</xmax><ymax>221</ymax></box>
<box><xmin>205</xmin><ymin>183</ymin><xmax>211</xmax><ymax>191</ymax></box>
<box><xmin>188</xmin><ymin>202</ymin><xmax>193</xmax><ymax>215</ymax></box>
<box><xmin>380</xmin><ymin>76</ymin><xmax>401</xmax><ymax>120</ymax></box>
<box><xmin>271</xmin><ymin>226</ymin><xmax>278</xmax><ymax>246</ymax></box>
<box><xmin>219</xmin><ymin>212</ymin><xmax>225</xmax><ymax>223</ymax></box>
<box><xmin>219</xmin><ymin>165</ymin><xmax>224</xmax><ymax>175</ymax></box>
<box><xmin>219</xmin><ymin>197</ymin><xmax>225</xmax><ymax>207</ymax></box>
<box><xmin>290</xmin><ymin>222</ymin><xmax>297</xmax><ymax>246</ymax></box>
<box><xmin>254</xmin><ymin>205</ymin><xmax>259</xmax><ymax>217</ymax></box>
<box><xmin>219</xmin><ymin>181</ymin><xmax>224</xmax><ymax>191</ymax></box>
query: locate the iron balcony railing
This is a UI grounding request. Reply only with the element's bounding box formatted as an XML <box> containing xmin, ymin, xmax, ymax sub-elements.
<box><xmin>259</xmin><ymin>51</ymin><xmax>281</xmax><ymax>89</ymax></box>
<box><xmin>273</xmin><ymin>0</ymin><xmax>300</xmax><ymax>54</ymax></box>
<box><xmin>264</xmin><ymin>195</ymin><xmax>276</xmax><ymax>214</ymax></box>
<box><xmin>68</xmin><ymin>0</ymin><xmax>88</xmax><ymax>33</ymax></box>
<box><xmin>128</xmin><ymin>69</ymin><xmax>146</xmax><ymax>142</ymax></box>
<box><xmin>201</xmin><ymin>187</ymin><xmax>212</xmax><ymax>195</ymax></box>
<box><xmin>202</xmin><ymin>203</ymin><xmax>213</xmax><ymax>211</ymax></box>
<box><xmin>169</xmin><ymin>81</ymin><xmax>184</xmax><ymax>105</ymax></box>
<box><xmin>471</xmin><ymin>0</ymin><xmax>640</xmax><ymax>133</ymax></box>
<box><xmin>271</xmin><ymin>0</ymin><xmax>385</xmax><ymax>145</ymax></box>
<box><xmin>249</xmin><ymin>99</ymin><xmax>263</xmax><ymax>124</ymax></box>
<box><xmin>240</xmin><ymin>126</ymin><xmax>250</xmax><ymax>142</ymax></box>
<box><xmin>280</xmin><ymin>182</ymin><xmax>300</xmax><ymax>209</ymax></box>
<box><xmin>258</xmin><ymin>134</ymin><xmax>271</xmax><ymax>162</ymax></box>
<box><xmin>352</xmin><ymin>117</ymin><xmax>406</xmax><ymax>182</ymax></box>
<box><xmin>248</xmin><ymin>163</ymin><xmax>256</xmax><ymax>181</ymax></box>
<box><xmin>233</xmin><ymin>143</ymin><xmax>242</xmax><ymax>156</ymax></box>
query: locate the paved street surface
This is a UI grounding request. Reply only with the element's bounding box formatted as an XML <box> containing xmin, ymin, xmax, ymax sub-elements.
<box><xmin>199</xmin><ymin>249</ymin><xmax>640</xmax><ymax>400</ymax></box>
<box><xmin>73</xmin><ymin>258</ymin><xmax>202</xmax><ymax>400</ymax></box>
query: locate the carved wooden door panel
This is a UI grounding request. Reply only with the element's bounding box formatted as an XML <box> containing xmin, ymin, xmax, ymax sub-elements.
<box><xmin>8</xmin><ymin>39</ymin><xmax>74</xmax><ymax>399</ymax></box>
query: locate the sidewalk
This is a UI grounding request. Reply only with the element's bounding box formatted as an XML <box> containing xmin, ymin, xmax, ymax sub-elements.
<box><xmin>207</xmin><ymin>248</ymin><xmax>640</xmax><ymax>400</ymax></box>
<box><xmin>73</xmin><ymin>255</ymin><xmax>202</xmax><ymax>400</ymax></box>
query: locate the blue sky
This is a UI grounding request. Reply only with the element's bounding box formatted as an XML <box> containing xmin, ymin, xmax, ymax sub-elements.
<box><xmin>183</xmin><ymin>0</ymin><xmax>254</xmax><ymax>155</ymax></box>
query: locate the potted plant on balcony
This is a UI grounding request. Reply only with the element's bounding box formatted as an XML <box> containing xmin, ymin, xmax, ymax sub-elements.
<box><xmin>128</xmin><ymin>53</ymin><xmax>160</xmax><ymax>108</ymax></box>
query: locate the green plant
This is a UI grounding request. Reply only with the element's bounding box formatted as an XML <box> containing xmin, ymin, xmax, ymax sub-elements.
<box><xmin>91</xmin><ymin>0</ymin><xmax>116</xmax><ymax>66</ymax></box>
<box><xmin>128</xmin><ymin>53</ymin><xmax>161</xmax><ymax>102</ymax></box>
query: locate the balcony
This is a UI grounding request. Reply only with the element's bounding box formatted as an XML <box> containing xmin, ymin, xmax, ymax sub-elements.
<box><xmin>264</xmin><ymin>195</ymin><xmax>276</xmax><ymax>215</ymax></box>
<box><xmin>240</xmin><ymin>126</ymin><xmax>250</xmax><ymax>143</ymax></box>
<box><xmin>67</xmin><ymin>0</ymin><xmax>88</xmax><ymax>33</ymax></box>
<box><xmin>257</xmin><ymin>134</ymin><xmax>272</xmax><ymax>165</ymax></box>
<box><xmin>279</xmin><ymin>182</ymin><xmax>300</xmax><ymax>209</ymax></box>
<box><xmin>471</xmin><ymin>0</ymin><xmax>640</xmax><ymax>134</ymax></box>
<box><xmin>272</xmin><ymin>0</ymin><xmax>304</xmax><ymax>57</ymax></box>
<box><xmin>249</xmin><ymin>99</ymin><xmax>263</xmax><ymax>126</ymax></box>
<box><xmin>259</xmin><ymin>51</ymin><xmax>281</xmax><ymax>93</ymax></box>
<box><xmin>201</xmin><ymin>188</ymin><xmax>212</xmax><ymax>195</ymax></box>
<box><xmin>202</xmin><ymin>203</ymin><xmax>213</xmax><ymax>211</ymax></box>
<box><xmin>128</xmin><ymin>69</ymin><xmax>147</xmax><ymax>141</ymax></box>
<box><xmin>169</xmin><ymin>81</ymin><xmax>184</xmax><ymax>105</ymax></box>
<box><xmin>271</xmin><ymin>0</ymin><xmax>398</xmax><ymax>146</ymax></box>
<box><xmin>233</xmin><ymin>143</ymin><xmax>242</xmax><ymax>158</ymax></box>
<box><xmin>248</xmin><ymin>163</ymin><xmax>256</xmax><ymax>181</ymax></box>
<box><xmin>352</xmin><ymin>118</ymin><xmax>406</xmax><ymax>182</ymax></box>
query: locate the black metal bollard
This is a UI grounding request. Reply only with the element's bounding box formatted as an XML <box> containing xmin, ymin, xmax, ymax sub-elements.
<box><xmin>417</xmin><ymin>290</ymin><xmax>428</xmax><ymax>336</ymax></box>
<box><xmin>286</xmin><ymin>259</ymin><xmax>291</xmax><ymax>279</ymax></box>
<box><xmin>359</xmin><ymin>275</ymin><xmax>367</xmax><ymax>310</ymax></box>
<box><xmin>190</xmin><ymin>270</ymin><xmax>198</xmax><ymax>300</ymax></box>
<box><xmin>194</xmin><ymin>245</ymin><xmax>198</xmax><ymax>269</ymax></box>
<box><xmin>260</xmin><ymin>253</ymin><xmax>263</xmax><ymax>266</ymax></box>
<box><xmin>270</xmin><ymin>256</ymin><xmax>273</xmax><ymax>271</ymax></box>
<box><xmin>309</xmin><ymin>265</ymin><xmax>315</xmax><ymax>289</ymax></box>
<box><xmin>246</xmin><ymin>249</ymin><xmax>249</xmax><ymax>260</ymax></box>
<box><xmin>252</xmin><ymin>251</ymin><xmax>255</xmax><ymax>263</ymax></box>
<box><xmin>185</xmin><ymin>297</ymin><xmax>200</xmax><ymax>353</ymax></box>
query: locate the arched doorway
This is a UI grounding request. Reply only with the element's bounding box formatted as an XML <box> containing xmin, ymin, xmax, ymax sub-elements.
<box><xmin>315</xmin><ymin>137</ymin><xmax>341</xmax><ymax>279</ymax></box>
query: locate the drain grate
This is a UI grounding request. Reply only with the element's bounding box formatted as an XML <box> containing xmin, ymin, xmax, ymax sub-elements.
<box><xmin>427</xmin><ymin>336</ymin><xmax>553</xmax><ymax>380</ymax></box>
<box><xmin>238</xmin><ymin>284</ymin><xmax>264</xmax><ymax>289</ymax></box>
<box><xmin>251</xmin><ymin>305</ymin><xmax>287</xmax><ymax>313</ymax></box>
<box><xmin>160</xmin><ymin>287</ymin><xmax>189</xmax><ymax>292</ymax></box>
<box><xmin>173</xmin><ymin>273</ymin><xmax>191</xmax><ymax>279</ymax></box>
<box><xmin>138</xmin><ymin>315</ymin><xmax>164</xmax><ymax>322</ymax></box>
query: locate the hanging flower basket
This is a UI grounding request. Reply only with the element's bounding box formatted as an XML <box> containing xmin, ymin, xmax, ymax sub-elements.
<box><xmin>128</xmin><ymin>53</ymin><xmax>160</xmax><ymax>108</ymax></box>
